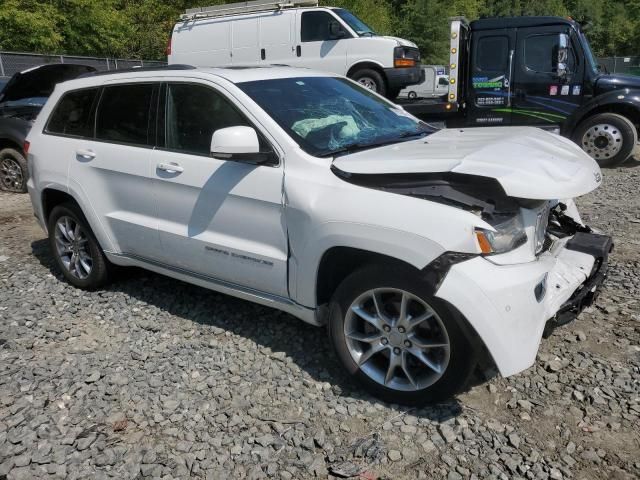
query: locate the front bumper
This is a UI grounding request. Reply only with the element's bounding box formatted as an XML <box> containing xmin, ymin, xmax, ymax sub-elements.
<box><xmin>384</xmin><ymin>66</ymin><xmax>424</xmax><ymax>90</ymax></box>
<box><xmin>435</xmin><ymin>232</ymin><xmax>612</xmax><ymax>377</ymax></box>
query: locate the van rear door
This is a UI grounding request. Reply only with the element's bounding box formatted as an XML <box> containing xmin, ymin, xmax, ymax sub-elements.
<box><xmin>231</xmin><ymin>15</ymin><xmax>260</xmax><ymax>65</ymax></box>
<box><xmin>259</xmin><ymin>11</ymin><xmax>296</xmax><ymax>65</ymax></box>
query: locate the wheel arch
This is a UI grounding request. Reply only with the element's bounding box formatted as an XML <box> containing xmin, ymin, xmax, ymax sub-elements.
<box><xmin>346</xmin><ymin>61</ymin><xmax>386</xmax><ymax>80</ymax></box>
<box><xmin>562</xmin><ymin>90</ymin><xmax>640</xmax><ymax>136</ymax></box>
<box><xmin>0</xmin><ymin>137</ymin><xmax>24</xmax><ymax>154</ymax></box>
<box><xmin>40</xmin><ymin>186</ymin><xmax>115</xmax><ymax>253</ymax></box>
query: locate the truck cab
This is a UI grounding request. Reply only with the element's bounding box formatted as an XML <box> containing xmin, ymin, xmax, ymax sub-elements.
<box><xmin>405</xmin><ymin>16</ymin><xmax>640</xmax><ymax>167</ymax></box>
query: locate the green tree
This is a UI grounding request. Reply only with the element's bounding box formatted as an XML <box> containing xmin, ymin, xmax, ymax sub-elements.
<box><xmin>0</xmin><ymin>0</ymin><xmax>63</xmax><ymax>53</ymax></box>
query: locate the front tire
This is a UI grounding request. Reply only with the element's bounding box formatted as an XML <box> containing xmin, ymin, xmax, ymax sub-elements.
<box><xmin>573</xmin><ymin>113</ymin><xmax>637</xmax><ymax>167</ymax></box>
<box><xmin>351</xmin><ymin>69</ymin><xmax>387</xmax><ymax>97</ymax></box>
<box><xmin>48</xmin><ymin>202</ymin><xmax>111</xmax><ymax>289</ymax></box>
<box><xmin>328</xmin><ymin>265</ymin><xmax>477</xmax><ymax>405</ymax></box>
<box><xmin>0</xmin><ymin>148</ymin><xmax>28</xmax><ymax>193</ymax></box>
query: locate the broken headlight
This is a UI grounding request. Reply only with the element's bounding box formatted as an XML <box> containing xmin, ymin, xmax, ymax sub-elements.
<box><xmin>474</xmin><ymin>214</ymin><xmax>527</xmax><ymax>255</ymax></box>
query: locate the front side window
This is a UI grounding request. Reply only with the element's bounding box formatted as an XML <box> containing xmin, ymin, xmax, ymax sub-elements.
<box><xmin>238</xmin><ymin>76</ymin><xmax>434</xmax><ymax>157</ymax></box>
<box><xmin>334</xmin><ymin>9</ymin><xmax>375</xmax><ymax>36</ymax></box>
<box><xmin>163</xmin><ymin>83</ymin><xmax>250</xmax><ymax>156</ymax></box>
<box><xmin>96</xmin><ymin>84</ymin><xmax>154</xmax><ymax>146</ymax></box>
<box><xmin>301</xmin><ymin>11</ymin><xmax>338</xmax><ymax>42</ymax></box>
<box><xmin>524</xmin><ymin>33</ymin><xmax>576</xmax><ymax>74</ymax></box>
<box><xmin>46</xmin><ymin>88</ymin><xmax>99</xmax><ymax>137</ymax></box>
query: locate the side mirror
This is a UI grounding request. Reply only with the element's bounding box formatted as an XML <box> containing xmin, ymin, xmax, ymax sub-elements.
<box><xmin>556</xmin><ymin>33</ymin><xmax>570</xmax><ymax>80</ymax></box>
<box><xmin>329</xmin><ymin>20</ymin><xmax>347</xmax><ymax>40</ymax></box>
<box><xmin>211</xmin><ymin>126</ymin><xmax>277</xmax><ymax>165</ymax></box>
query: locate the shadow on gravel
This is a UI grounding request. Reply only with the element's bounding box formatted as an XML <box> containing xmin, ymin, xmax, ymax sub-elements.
<box><xmin>31</xmin><ymin>238</ymin><xmax>464</xmax><ymax>421</ymax></box>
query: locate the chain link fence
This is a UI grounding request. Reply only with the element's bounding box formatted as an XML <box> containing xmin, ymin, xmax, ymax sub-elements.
<box><xmin>598</xmin><ymin>56</ymin><xmax>640</xmax><ymax>76</ymax></box>
<box><xmin>0</xmin><ymin>51</ymin><xmax>166</xmax><ymax>77</ymax></box>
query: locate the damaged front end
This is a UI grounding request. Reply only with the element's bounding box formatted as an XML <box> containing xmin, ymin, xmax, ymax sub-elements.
<box><xmin>332</xmin><ymin>165</ymin><xmax>613</xmax><ymax>345</ymax></box>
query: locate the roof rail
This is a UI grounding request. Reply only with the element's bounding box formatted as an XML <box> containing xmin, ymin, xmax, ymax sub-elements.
<box><xmin>181</xmin><ymin>0</ymin><xmax>319</xmax><ymax>21</ymax></box>
<box><xmin>78</xmin><ymin>64</ymin><xmax>195</xmax><ymax>78</ymax></box>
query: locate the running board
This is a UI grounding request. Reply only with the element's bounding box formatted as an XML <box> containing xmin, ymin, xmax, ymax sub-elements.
<box><xmin>105</xmin><ymin>251</ymin><xmax>321</xmax><ymax>326</ymax></box>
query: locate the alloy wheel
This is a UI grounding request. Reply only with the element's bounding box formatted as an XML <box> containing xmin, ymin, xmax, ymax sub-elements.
<box><xmin>582</xmin><ymin>123</ymin><xmax>623</xmax><ymax>161</ymax></box>
<box><xmin>344</xmin><ymin>288</ymin><xmax>450</xmax><ymax>392</ymax></box>
<box><xmin>0</xmin><ymin>157</ymin><xmax>24</xmax><ymax>192</ymax></box>
<box><xmin>54</xmin><ymin>216</ymin><xmax>93</xmax><ymax>280</ymax></box>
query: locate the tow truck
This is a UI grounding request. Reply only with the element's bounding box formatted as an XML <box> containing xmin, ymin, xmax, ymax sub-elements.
<box><xmin>398</xmin><ymin>16</ymin><xmax>640</xmax><ymax>167</ymax></box>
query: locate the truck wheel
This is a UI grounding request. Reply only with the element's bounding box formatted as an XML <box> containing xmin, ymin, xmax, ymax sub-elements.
<box><xmin>408</xmin><ymin>91</ymin><xmax>418</xmax><ymax>100</ymax></box>
<box><xmin>351</xmin><ymin>69</ymin><xmax>387</xmax><ymax>97</ymax></box>
<box><xmin>48</xmin><ymin>202</ymin><xmax>112</xmax><ymax>290</ymax></box>
<box><xmin>328</xmin><ymin>265</ymin><xmax>477</xmax><ymax>405</ymax></box>
<box><xmin>573</xmin><ymin>113</ymin><xmax>637</xmax><ymax>167</ymax></box>
<box><xmin>0</xmin><ymin>148</ymin><xmax>28</xmax><ymax>193</ymax></box>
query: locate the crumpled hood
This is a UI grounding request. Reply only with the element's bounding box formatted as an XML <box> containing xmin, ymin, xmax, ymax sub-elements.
<box><xmin>332</xmin><ymin>127</ymin><xmax>602</xmax><ymax>200</ymax></box>
<box><xmin>381</xmin><ymin>36</ymin><xmax>418</xmax><ymax>48</ymax></box>
<box><xmin>0</xmin><ymin>64</ymin><xmax>95</xmax><ymax>104</ymax></box>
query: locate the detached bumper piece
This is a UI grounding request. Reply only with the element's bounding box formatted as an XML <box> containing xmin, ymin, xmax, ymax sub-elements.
<box><xmin>543</xmin><ymin>232</ymin><xmax>613</xmax><ymax>337</ymax></box>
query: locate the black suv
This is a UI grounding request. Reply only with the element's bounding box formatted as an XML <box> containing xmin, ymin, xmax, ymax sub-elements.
<box><xmin>0</xmin><ymin>64</ymin><xmax>95</xmax><ymax>192</ymax></box>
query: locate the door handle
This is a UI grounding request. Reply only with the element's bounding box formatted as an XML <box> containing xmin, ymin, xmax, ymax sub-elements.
<box><xmin>75</xmin><ymin>149</ymin><xmax>96</xmax><ymax>160</ymax></box>
<box><xmin>296</xmin><ymin>45</ymin><xmax>301</xmax><ymax>57</ymax></box>
<box><xmin>157</xmin><ymin>162</ymin><xmax>184</xmax><ymax>174</ymax></box>
<box><xmin>261</xmin><ymin>48</ymin><xmax>266</xmax><ymax>60</ymax></box>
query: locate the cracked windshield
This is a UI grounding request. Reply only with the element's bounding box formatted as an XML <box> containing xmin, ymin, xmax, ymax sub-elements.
<box><xmin>238</xmin><ymin>76</ymin><xmax>435</xmax><ymax>157</ymax></box>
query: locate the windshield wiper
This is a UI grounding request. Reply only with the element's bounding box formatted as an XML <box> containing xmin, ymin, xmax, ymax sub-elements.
<box><xmin>318</xmin><ymin>131</ymin><xmax>429</xmax><ymax>158</ymax></box>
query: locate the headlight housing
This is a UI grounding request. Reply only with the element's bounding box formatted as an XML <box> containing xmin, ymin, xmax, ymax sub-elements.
<box><xmin>474</xmin><ymin>213</ymin><xmax>527</xmax><ymax>255</ymax></box>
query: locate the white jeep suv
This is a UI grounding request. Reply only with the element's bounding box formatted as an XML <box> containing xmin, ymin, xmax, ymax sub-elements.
<box><xmin>26</xmin><ymin>65</ymin><xmax>611</xmax><ymax>404</ymax></box>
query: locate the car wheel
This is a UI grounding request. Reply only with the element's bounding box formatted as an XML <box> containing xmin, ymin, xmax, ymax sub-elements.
<box><xmin>0</xmin><ymin>148</ymin><xmax>28</xmax><ymax>193</ymax></box>
<box><xmin>573</xmin><ymin>113</ymin><xmax>637</xmax><ymax>167</ymax></box>
<box><xmin>408</xmin><ymin>91</ymin><xmax>418</xmax><ymax>100</ymax></box>
<box><xmin>351</xmin><ymin>69</ymin><xmax>387</xmax><ymax>97</ymax></box>
<box><xmin>48</xmin><ymin>202</ymin><xmax>111</xmax><ymax>289</ymax></box>
<box><xmin>328</xmin><ymin>265</ymin><xmax>478</xmax><ymax>405</ymax></box>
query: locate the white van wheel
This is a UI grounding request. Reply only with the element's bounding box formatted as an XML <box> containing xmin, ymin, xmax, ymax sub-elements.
<box><xmin>351</xmin><ymin>69</ymin><xmax>387</xmax><ymax>97</ymax></box>
<box><xmin>408</xmin><ymin>91</ymin><xmax>418</xmax><ymax>100</ymax></box>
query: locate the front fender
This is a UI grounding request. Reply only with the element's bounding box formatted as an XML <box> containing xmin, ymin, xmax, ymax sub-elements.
<box><xmin>291</xmin><ymin>221</ymin><xmax>445</xmax><ymax>307</ymax></box>
<box><xmin>561</xmin><ymin>88</ymin><xmax>640</xmax><ymax>136</ymax></box>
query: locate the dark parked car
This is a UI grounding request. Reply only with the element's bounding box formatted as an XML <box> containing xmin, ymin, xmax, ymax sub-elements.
<box><xmin>0</xmin><ymin>64</ymin><xmax>96</xmax><ymax>192</ymax></box>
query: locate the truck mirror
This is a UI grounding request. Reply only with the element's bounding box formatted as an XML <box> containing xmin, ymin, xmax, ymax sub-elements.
<box><xmin>556</xmin><ymin>33</ymin><xmax>570</xmax><ymax>80</ymax></box>
<box><xmin>329</xmin><ymin>20</ymin><xmax>347</xmax><ymax>40</ymax></box>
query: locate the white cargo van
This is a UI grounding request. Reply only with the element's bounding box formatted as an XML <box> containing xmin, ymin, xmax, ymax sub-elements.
<box><xmin>167</xmin><ymin>0</ymin><xmax>423</xmax><ymax>98</ymax></box>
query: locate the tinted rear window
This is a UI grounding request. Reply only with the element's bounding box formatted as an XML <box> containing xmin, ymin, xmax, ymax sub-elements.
<box><xmin>96</xmin><ymin>84</ymin><xmax>154</xmax><ymax>146</ymax></box>
<box><xmin>46</xmin><ymin>88</ymin><xmax>99</xmax><ymax>137</ymax></box>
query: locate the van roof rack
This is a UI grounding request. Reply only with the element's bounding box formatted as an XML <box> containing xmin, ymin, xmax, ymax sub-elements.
<box><xmin>181</xmin><ymin>0</ymin><xmax>319</xmax><ymax>21</ymax></box>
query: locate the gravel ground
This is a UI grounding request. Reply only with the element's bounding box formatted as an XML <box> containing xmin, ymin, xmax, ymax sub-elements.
<box><xmin>1</xmin><ymin>162</ymin><xmax>639</xmax><ymax>480</ymax></box>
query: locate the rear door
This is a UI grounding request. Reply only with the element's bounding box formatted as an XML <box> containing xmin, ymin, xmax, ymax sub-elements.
<box><xmin>150</xmin><ymin>80</ymin><xmax>288</xmax><ymax>296</ymax></box>
<box><xmin>66</xmin><ymin>82</ymin><xmax>163</xmax><ymax>259</ymax></box>
<box><xmin>259</xmin><ymin>11</ymin><xmax>296</xmax><ymax>65</ymax></box>
<box><xmin>467</xmin><ymin>28</ymin><xmax>515</xmax><ymax>126</ymax></box>
<box><xmin>231</xmin><ymin>15</ymin><xmax>260</xmax><ymax>65</ymax></box>
<box><xmin>511</xmin><ymin>26</ymin><xmax>584</xmax><ymax>127</ymax></box>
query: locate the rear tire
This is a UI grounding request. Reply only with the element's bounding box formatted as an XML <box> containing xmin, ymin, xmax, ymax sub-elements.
<box><xmin>48</xmin><ymin>202</ymin><xmax>112</xmax><ymax>289</ymax></box>
<box><xmin>573</xmin><ymin>113</ymin><xmax>637</xmax><ymax>167</ymax></box>
<box><xmin>0</xmin><ymin>148</ymin><xmax>28</xmax><ymax>193</ymax></box>
<box><xmin>351</xmin><ymin>68</ymin><xmax>387</xmax><ymax>97</ymax></box>
<box><xmin>328</xmin><ymin>264</ymin><xmax>477</xmax><ymax>405</ymax></box>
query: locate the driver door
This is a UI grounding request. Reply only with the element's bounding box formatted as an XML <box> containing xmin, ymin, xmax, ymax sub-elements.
<box><xmin>511</xmin><ymin>26</ymin><xmax>584</xmax><ymax>127</ymax></box>
<box><xmin>293</xmin><ymin>10</ymin><xmax>349</xmax><ymax>74</ymax></box>
<box><xmin>150</xmin><ymin>81</ymin><xmax>288</xmax><ymax>296</ymax></box>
